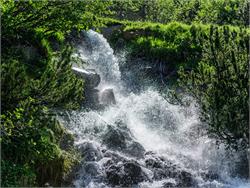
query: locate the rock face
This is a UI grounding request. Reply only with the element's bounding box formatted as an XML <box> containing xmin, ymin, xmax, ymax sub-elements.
<box><xmin>102</xmin><ymin>125</ymin><xmax>126</xmax><ymax>149</ymax></box>
<box><xmin>144</xmin><ymin>152</ymin><xmax>196</xmax><ymax>187</ymax></box>
<box><xmin>75</xmin><ymin>140</ymin><xmax>199</xmax><ymax>187</ymax></box>
<box><xmin>99</xmin><ymin>88</ymin><xmax>116</xmax><ymax>106</ymax></box>
<box><xmin>67</xmin><ymin>119</ymin><xmax>222</xmax><ymax>188</ymax></box>
<box><xmin>78</xmin><ymin>142</ymin><xmax>103</xmax><ymax>161</ymax></box>
<box><xmin>72</xmin><ymin>67</ymin><xmax>100</xmax><ymax>88</ymax></box>
<box><xmin>102</xmin><ymin>123</ymin><xmax>145</xmax><ymax>158</ymax></box>
<box><xmin>72</xmin><ymin>67</ymin><xmax>117</xmax><ymax>108</ymax></box>
<box><xmin>72</xmin><ymin>67</ymin><xmax>101</xmax><ymax>108</ymax></box>
<box><xmin>84</xmin><ymin>88</ymin><xmax>100</xmax><ymax>108</ymax></box>
<box><xmin>106</xmin><ymin>161</ymin><xmax>149</xmax><ymax>187</ymax></box>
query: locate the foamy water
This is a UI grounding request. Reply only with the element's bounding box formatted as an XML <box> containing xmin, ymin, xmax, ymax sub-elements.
<box><xmin>61</xmin><ymin>30</ymin><xmax>249</xmax><ymax>188</ymax></box>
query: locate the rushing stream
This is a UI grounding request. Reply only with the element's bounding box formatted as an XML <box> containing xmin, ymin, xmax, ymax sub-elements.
<box><xmin>60</xmin><ymin>30</ymin><xmax>249</xmax><ymax>188</ymax></box>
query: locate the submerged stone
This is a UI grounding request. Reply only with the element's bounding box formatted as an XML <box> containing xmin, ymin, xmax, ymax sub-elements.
<box><xmin>72</xmin><ymin>67</ymin><xmax>101</xmax><ymax>88</ymax></box>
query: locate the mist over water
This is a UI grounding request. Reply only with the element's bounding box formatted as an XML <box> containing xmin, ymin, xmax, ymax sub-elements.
<box><xmin>61</xmin><ymin>30</ymin><xmax>249</xmax><ymax>188</ymax></box>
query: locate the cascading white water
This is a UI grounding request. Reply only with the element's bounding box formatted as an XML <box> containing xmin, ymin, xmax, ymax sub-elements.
<box><xmin>62</xmin><ymin>30</ymin><xmax>249</xmax><ymax>188</ymax></box>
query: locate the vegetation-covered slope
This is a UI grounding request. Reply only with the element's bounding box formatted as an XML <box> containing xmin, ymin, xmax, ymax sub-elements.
<box><xmin>109</xmin><ymin>0</ymin><xmax>249</xmax><ymax>26</ymax></box>
<box><xmin>1</xmin><ymin>0</ymin><xmax>249</xmax><ymax>186</ymax></box>
<box><xmin>106</xmin><ymin>20</ymin><xmax>249</xmax><ymax>149</ymax></box>
<box><xmin>1</xmin><ymin>0</ymin><xmax>111</xmax><ymax>186</ymax></box>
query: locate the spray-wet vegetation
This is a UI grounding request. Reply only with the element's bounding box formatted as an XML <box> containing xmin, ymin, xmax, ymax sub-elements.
<box><xmin>1</xmin><ymin>0</ymin><xmax>249</xmax><ymax>187</ymax></box>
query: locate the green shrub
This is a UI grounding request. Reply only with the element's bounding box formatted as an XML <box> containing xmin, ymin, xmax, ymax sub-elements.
<box><xmin>109</xmin><ymin>0</ymin><xmax>249</xmax><ymax>26</ymax></box>
<box><xmin>1</xmin><ymin>160</ymin><xmax>36</xmax><ymax>187</ymax></box>
<box><xmin>1</xmin><ymin>0</ymin><xmax>111</xmax><ymax>186</ymax></box>
<box><xmin>178</xmin><ymin>25</ymin><xmax>249</xmax><ymax>148</ymax></box>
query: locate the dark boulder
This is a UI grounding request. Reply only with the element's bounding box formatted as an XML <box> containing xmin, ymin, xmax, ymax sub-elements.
<box><xmin>126</xmin><ymin>141</ymin><xmax>145</xmax><ymax>158</ymax></box>
<box><xmin>83</xmin><ymin>88</ymin><xmax>100</xmax><ymax>108</ymax></box>
<box><xmin>144</xmin><ymin>153</ymin><xmax>196</xmax><ymax>187</ymax></box>
<box><xmin>153</xmin><ymin>169</ymin><xmax>169</xmax><ymax>180</ymax></box>
<box><xmin>102</xmin><ymin>125</ymin><xmax>126</xmax><ymax>150</ymax></box>
<box><xmin>176</xmin><ymin>171</ymin><xmax>194</xmax><ymax>187</ymax></box>
<box><xmin>106</xmin><ymin>165</ymin><xmax>122</xmax><ymax>185</ymax></box>
<box><xmin>72</xmin><ymin>67</ymin><xmax>101</xmax><ymax>88</ymax></box>
<box><xmin>200</xmin><ymin>170</ymin><xmax>219</xmax><ymax>182</ymax></box>
<box><xmin>145</xmin><ymin>157</ymin><xmax>164</xmax><ymax>169</ymax></box>
<box><xmin>162</xmin><ymin>182</ymin><xmax>176</xmax><ymax>188</ymax></box>
<box><xmin>102</xmin><ymin>124</ymin><xmax>145</xmax><ymax>158</ymax></box>
<box><xmin>105</xmin><ymin>161</ymin><xmax>149</xmax><ymax>187</ymax></box>
<box><xmin>78</xmin><ymin>142</ymin><xmax>103</xmax><ymax>161</ymax></box>
<box><xmin>83</xmin><ymin>162</ymin><xmax>101</xmax><ymax>176</ymax></box>
<box><xmin>103</xmin><ymin>151</ymin><xmax>124</xmax><ymax>162</ymax></box>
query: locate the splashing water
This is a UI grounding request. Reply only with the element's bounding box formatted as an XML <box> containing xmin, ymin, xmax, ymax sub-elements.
<box><xmin>77</xmin><ymin>30</ymin><xmax>121</xmax><ymax>86</ymax></box>
<box><xmin>61</xmin><ymin>30</ymin><xmax>249</xmax><ymax>188</ymax></box>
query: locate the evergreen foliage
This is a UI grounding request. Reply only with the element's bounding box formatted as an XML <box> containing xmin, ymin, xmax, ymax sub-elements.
<box><xmin>1</xmin><ymin>0</ymin><xmax>112</xmax><ymax>186</ymax></box>
<box><xmin>110</xmin><ymin>0</ymin><xmax>249</xmax><ymax>26</ymax></box>
<box><xmin>178</xmin><ymin>25</ymin><xmax>249</xmax><ymax>148</ymax></box>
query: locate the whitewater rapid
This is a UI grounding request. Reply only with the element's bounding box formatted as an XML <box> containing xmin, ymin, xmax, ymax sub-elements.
<box><xmin>61</xmin><ymin>30</ymin><xmax>249</xmax><ymax>188</ymax></box>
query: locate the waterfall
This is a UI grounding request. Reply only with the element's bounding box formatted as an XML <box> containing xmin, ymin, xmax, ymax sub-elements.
<box><xmin>61</xmin><ymin>30</ymin><xmax>249</xmax><ymax>188</ymax></box>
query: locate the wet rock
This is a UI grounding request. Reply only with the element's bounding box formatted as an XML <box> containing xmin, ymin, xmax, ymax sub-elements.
<box><xmin>123</xmin><ymin>162</ymin><xmax>145</xmax><ymax>183</ymax></box>
<box><xmin>75</xmin><ymin>161</ymin><xmax>105</xmax><ymax>187</ymax></box>
<box><xmin>78</xmin><ymin>142</ymin><xmax>103</xmax><ymax>161</ymax></box>
<box><xmin>106</xmin><ymin>161</ymin><xmax>149</xmax><ymax>187</ymax></box>
<box><xmin>103</xmin><ymin>151</ymin><xmax>127</xmax><ymax>164</ymax></box>
<box><xmin>162</xmin><ymin>182</ymin><xmax>176</xmax><ymax>188</ymax></box>
<box><xmin>145</xmin><ymin>151</ymin><xmax>156</xmax><ymax>156</ymax></box>
<box><xmin>153</xmin><ymin>169</ymin><xmax>169</xmax><ymax>180</ymax></box>
<box><xmin>84</xmin><ymin>162</ymin><xmax>101</xmax><ymax>176</ymax></box>
<box><xmin>115</xmin><ymin>119</ymin><xmax>129</xmax><ymax>129</ymax></box>
<box><xmin>84</xmin><ymin>88</ymin><xmax>100</xmax><ymax>107</ymax></box>
<box><xmin>176</xmin><ymin>171</ymin><xmax>194</xmax><ymax>187</ymax></box>
<box><xmin>110</xmin><ymin>120</ymin><xmax>146</xmax><ymax>158</ymax></box>
<box><xmin>200</xmin><ymin>171</ymin><xmax>219</xmax><ymax>181</ymax></box>
<box><xmin>99</xmin><ymin>88</ymin><xmax>116</xmax><ymax>106</ymax></box>
<box><xmin>102</xmin><ymin>158</ymin><xmax>114</xmax><ymax>168</ymax></box>
<box><xmin>126</xmin><ymin>141</ymin><xmax>145</xmax><ymax>158</ymax></box>
<box><xmin>124</xmin><ymin>161</ymin><xmax>141</xmax><ymax>173</ymax></box>
<box><xmin>145</xmin><ymin>157</ymin><xmax>163</xmax><ymax>169</ymax></box>
<box><xmin>234</xmin><ymin>149</ymin><xmax>249</xmax><ymax>179</ymax></box>
<box><xmin>106</xmin><ymin>165</ymin><xmax>122</xmax><ymax>185</ymax></box>
<box><xmin>72</xmin><ymin>67</ymin><xmax>101</xmax><ymax>88</ymax></box>
<box><xmin>102</xmin><ymin>125</ymin><xmax>126</xmax><ymax>149</ymax></box>
<box><xmin>143</xmin><ymin>153</ymin><xmax>196</xmax><ymax>187</ymax></box>
<box><xmin>102</xmin><ymin>123</ymin><xmax>145</xmax><ymax>159</ymax></box>
<box><xmin>114</xmin><ymin>120</ymin><xmax>134</xmax><ymax>140</ymax></box>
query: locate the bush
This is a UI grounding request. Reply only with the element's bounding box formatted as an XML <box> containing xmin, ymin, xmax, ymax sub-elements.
<box><xmin>109</xmin><ymin>0</ymin><xmax>249</xmax><ymax>26</ymax></box>
<box><xmin>1</xmin><ymin>47</ymin><xmax>84</xmax><ymax>113</ymax></box>
<box><xmin>1</xmin><ymin>0</ymin><xmax>111</xmax><ymax>186</ymax></box>
<box><xmin>1</xmin><ymin>160</ymin><xmax>36</xmax><ymax>187</ymax></box>
<box><xmin>178</xmin><ymin>25</ymin><xmax>249</xmax><ymax>148</ymax></box>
